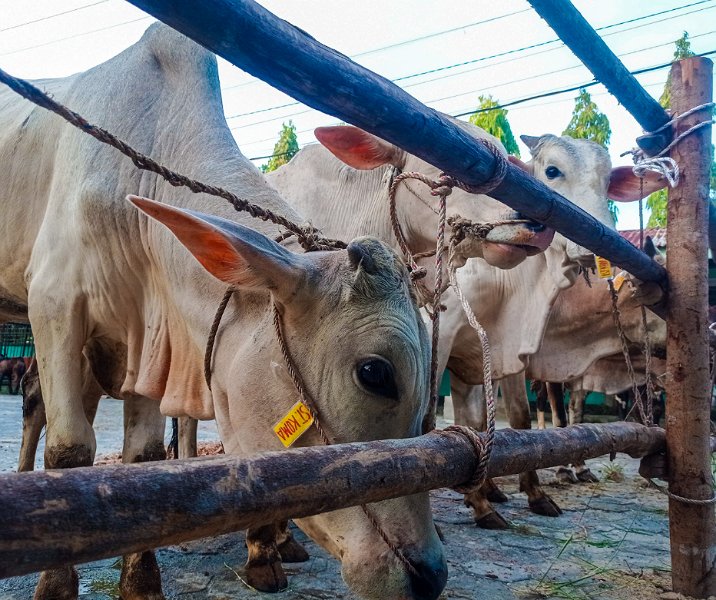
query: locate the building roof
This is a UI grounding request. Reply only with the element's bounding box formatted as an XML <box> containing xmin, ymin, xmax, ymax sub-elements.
<box><xmin>618</xmin><ymin>228</ymin><xmax>667</xmax><ymax>249</ymax></box>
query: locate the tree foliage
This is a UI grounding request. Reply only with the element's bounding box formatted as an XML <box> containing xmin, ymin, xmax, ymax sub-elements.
<box><xmin>469</xmin><ymin>95</ymin><xmax>520</xmax><ymax>157</ymax></box>
<box><xmin>562</xmin><ymin>88</ymin><xmax>611</xmax><ymax>147</ymax></box>
<box><xmin>261</xmin><ymin>121</ymin><xmax>299</xmax><ymax>173</ymax></box>
<box><xmin>648</xmin><ymin>32</ymin><xmax>698</xmax><ymax>227</ymax></box>
<box><xmin>562</xmin><ymin>88</ymin><xmax>615</xmax><ymax>221</ymax></box>
<box><xmin>658</xmin><ymin>32</ymin><xmax>696</xmax><ymax>110</ymax></box>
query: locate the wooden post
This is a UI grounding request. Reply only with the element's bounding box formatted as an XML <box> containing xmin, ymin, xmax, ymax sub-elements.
<box><xmin>665</xmin><ymin>56</ymin><xmax>715</xmax><ymax>597</ymax></box>
<box><xmin>118</xmin><ymin>0</ymin><xmax>667</xmax><ymax>288</ymax></box>
<box><xmin>0</xmin><ymin>423</ymin><xmax>664</xmax><ymax>579</ymax></box>
<box><xmin>527</xmin><ymin>0</ymin><xmax>671</xmax><ymax>156</ymax></box>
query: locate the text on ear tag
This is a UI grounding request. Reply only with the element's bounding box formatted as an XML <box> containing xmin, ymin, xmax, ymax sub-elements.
<box><xmin>594</xmin><ymin>256</ymin><xmax>613</xmax><ymax>279</ymax></box>
<box><xmin>273</xmin><ymin>401</ymin><xmax>314</xmax><ymax>447</ymax></box>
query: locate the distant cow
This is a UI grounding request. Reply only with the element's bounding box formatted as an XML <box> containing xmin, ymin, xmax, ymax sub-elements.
<box><xmin>0</xmin><ymin>357</ymin><xmax>25</xmax><ymax>394</ymax></box>
<box><xmin>0</xmin><ymin>25</ymin><xmax>445</xmax><ymax>600</ymax></box>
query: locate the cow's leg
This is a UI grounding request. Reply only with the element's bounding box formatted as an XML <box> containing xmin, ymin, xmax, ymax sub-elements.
<box><xmin>533</xmin><ymin>381</ymin><xmax>548</xmax><ymax>430</ymax></box>
<box><xmin>118</xmin><ymin>396</ymin><xmax>166</xmax><ymax>600</ymax></box>
<box><xmin>30</xmin><ymin>292</ymin><xmax>96</xmax><ymax>600</ymax></box>
<box><xmin>452</xmin><ymin>376</ymin><xmax>509</xmax><ymax>529</ymax></box>
<box><xmin>546</xmin><ymin>382</ymin><xmax>577</xmax><ymax>484</ymax></box>
<box><xmin>245</xmin><ymin>522</ymin><xmax>288</xmax><ymax>592</ymax></box>
<box><xmin>19</xmin><ymin>360</ymin><xmax>45</xmax><ymax>472</ymax></box>
<box><xmin>275</xmin><ymin>520</ymin><xmax>310</xmax><ymax>563</ymax></box>
<box><xmin>502</xmin><ymin>375</ymin><xmax>562</xmax><ymax>518</ymax></box>
<box><xmin>568</xmin><ymin>389</ymin><xmax>599</xmax><ymax>483</ymax></box>
<box><xmin>178</xmin><ymin>416</ymin><xmax>198</xmax><ymax>458</ymax></box>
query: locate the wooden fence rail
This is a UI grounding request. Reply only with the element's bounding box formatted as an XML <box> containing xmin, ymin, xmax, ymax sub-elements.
<box><xmin>0</xmin><ymin>423</ymin><xmax>664</xmax><ymax>579</ymax></box>
<box><xmin>125</xmin><ymin>0</ymin><xmax>667</xmax><ymax>290</ymax></box>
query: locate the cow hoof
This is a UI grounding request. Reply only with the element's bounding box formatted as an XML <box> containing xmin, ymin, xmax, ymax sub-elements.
<box><xmin>277</xmin><ymin>536</ymin><xmax>310</xmax><ymax>563</ymax></box>
<box><xmin>34</xmin><ymin>567</ymin><xmax>79</xmax><ymax>600</ymax></box>
<box><xmin>485</xmin><ymin>487</ymin><xmax>509</xmax><ymax>503</ymax></box>
<box><xmin>555</xmin><ymin>467</ymin><xmax>579</xmax><ymax>484</ymax></box>
<box><xmin>119</xmin><ymin>551</ymin><xmax>165</xmax><ymax>600</ymax></box>
<box><xmin>529</xmin><ymin>495</ymin><xmax>563</xmax><ymax>517</ymax></box>
<box><xmin>245</xmin><ymin>560</ymin><xmax>288</xmax><ymax>593</ymax></box>
<box><xmin>475</xmin><ymin>511</ymin><xmax>510</xmax><ymax>530</ymax></box>
<box><xmin>576</xmin><ymin>468</ymin><xmax>600</xmax><ymax>483</ymax></box>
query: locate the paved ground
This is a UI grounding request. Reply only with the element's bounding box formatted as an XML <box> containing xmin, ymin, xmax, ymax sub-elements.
<box><xmin>1</xmin><ymin>394</ymin><xmax>680</xmax><ymax>599</ymax></box>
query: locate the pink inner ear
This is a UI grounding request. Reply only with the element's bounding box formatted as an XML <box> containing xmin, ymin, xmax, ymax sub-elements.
<box><xmin>315</xmin><ymin>126</ymin><xmax>395</xmax><ymax>170</ymax></box>
<box><xmin>608</xmin><ymin>166</ymin><xmax>669</xmax><ymax>202</ymax></box>
<box><xmin>508</xmin><ymin>155</ymin><xmax>531</xmax><ymax>174</ymax></box>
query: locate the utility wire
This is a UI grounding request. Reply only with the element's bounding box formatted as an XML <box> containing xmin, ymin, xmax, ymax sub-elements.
<box><xmin>245</xmin><ymin>51</ymin><xmax>714</xmax><ymax>160</ymax></box>
<box><xmin>0</xmin><ymin>1</ymin><xmax>110</xmax><ymax>33</ymax></box>
<box><xmin>225</xmin><ymin>1</ymin><xmax>715</xmax><ymax>122</ymax></box>
<box><xmin>0</xmin><ymin>16</ymin><xmax>153</xmax><ymax>57</ymax></box>
<box><xmin>229</xmin><ymin>27</ymin><xmax>716</xmax><ymax>132</ymax></box>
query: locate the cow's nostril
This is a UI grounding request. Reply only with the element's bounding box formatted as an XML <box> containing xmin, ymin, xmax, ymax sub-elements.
<box><xmin>407</xmin><ymin>558</ymin><xmax>448</xmax><ymax>600</ymax></box>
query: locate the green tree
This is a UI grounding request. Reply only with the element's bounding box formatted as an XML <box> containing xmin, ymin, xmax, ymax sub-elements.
<box><xmin>469</xmin><ymin>95</ymin><xmax>520</xmax><ymax>157</ymax></box>
<box><xmin>648</xmin><ymin>32</ymin><xmax>697</xmax><ymax>228</ymax></box>
<box><xmin>562</xmin><ymin>88</ymin><xmax>615</xmax><ymax>221</ymax></box>
<box><xmin>261</xmin><ymin>121</ymin><xmax>299</xmax><ymax>173</ymax></box>
<box><xmin>562</xmin><ymin>88</ymin><xmax>611</xmax><ymax>147</ymax></box>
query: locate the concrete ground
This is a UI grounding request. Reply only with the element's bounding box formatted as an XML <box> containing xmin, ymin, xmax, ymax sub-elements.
<box><xmin>1</xmin><ymin>394</ymin><xmax>679</xmax><ymax>599</ymax></box>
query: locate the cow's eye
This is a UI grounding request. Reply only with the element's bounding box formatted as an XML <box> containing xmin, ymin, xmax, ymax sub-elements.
<box><xmin>545</xmin><ymin>166</ymin><xmax>562</xmax><ymax>179</ymax></box>
<box><xmin>356</xmin><ymin>358</ymin><xmax>398</xmax><ymax>400</ymax></box>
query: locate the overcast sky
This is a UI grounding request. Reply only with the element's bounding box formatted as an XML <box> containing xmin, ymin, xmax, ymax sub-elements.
<box><xmin>1</xmin><ymin>0</ymin><xmax>714</xmax><ymax>230</ymax></box>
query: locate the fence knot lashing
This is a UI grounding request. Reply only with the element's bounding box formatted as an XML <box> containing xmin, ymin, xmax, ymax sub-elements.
<box><xmin>435</xmin><ymin>425</ymin><xmax>491</xmax><ymax>494</ymax></box>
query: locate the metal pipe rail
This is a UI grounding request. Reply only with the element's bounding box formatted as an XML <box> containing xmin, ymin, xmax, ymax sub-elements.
<box><xmin>125</xmin><ymin>0</ymin><xmax>668</xmax><ymax>290</ymax></box>
<box><xmin>0</xmin><ymin>423</ymin><xmax>664</xmax><ymax>579</ymax></box>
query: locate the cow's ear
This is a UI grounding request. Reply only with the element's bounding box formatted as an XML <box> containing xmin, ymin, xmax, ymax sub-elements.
<box><xmin>608</xmin><ymin>166</ymin><xmax>669</xmax><ymax>202</ymax></box>
<box><xmin>315</xmin><ymin>126</ymin><xmax>406</xmax><ymax>169</ymax></box>
<box><xmin>508</xmin><ymin>155</ymin><xmax>532</xmax><ymax>174</ymax></box>
<box><xmin>128</xmin><ymin>196</ymin><xmax>312</xmax><ymax>298</ymax></box>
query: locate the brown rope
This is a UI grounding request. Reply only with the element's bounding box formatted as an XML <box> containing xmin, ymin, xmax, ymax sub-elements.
<box><xmin>436</xmin><ymin>425</ymin><xmax>490</xmax><ymax>493</ymax></box>
<box><xmin>0</xmin><ymin>67</ymin><xmax>346</xmax><ymax>253</ymax></box>
<box><xmin>204</xmin><ymin>287</ymin><xmax>235</xmax><ymax>390</ymax></box>
<box><xmin>608</xmin><ymin>279</ymin><xmax>651</xmax><ymax>425</ymax></box>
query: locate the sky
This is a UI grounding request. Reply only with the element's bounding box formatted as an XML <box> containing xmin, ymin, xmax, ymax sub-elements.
<box><xmin>0</xmin><ymin>0</ymin><xmax>714</xmax><ymax>230</ymax></box>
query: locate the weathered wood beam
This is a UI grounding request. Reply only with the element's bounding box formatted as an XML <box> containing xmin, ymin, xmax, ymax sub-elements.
<box><xmin>124</xmin><ymin>0</ymin><xmax>668</xmax><ymax>289</ymax></box>
<box><xmin>664</xmin><ymin>57</ymin><xmax>715</xmax><ymax>598</ymax></box>
<box><xmin>527</xmin><ymin>0</ymin><xmax>672</xmax><ymax>156</ymax></box>
<box><xmin>0</xmin><ymin>423</ymin><xmax>664</xmax><ymax>579</ymax></box>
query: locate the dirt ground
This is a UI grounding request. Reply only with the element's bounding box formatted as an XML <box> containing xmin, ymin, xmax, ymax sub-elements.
<box><xmin>0</xmin><ymin>395</ymin><xmax>687</xmax><ymax>599</ymax></box>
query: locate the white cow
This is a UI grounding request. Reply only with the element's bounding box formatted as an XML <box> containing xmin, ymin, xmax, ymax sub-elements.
<box><xmin>0</xmin><ymin>25</ymin><xmax>447</xmax><ymax>600</ymax></box>
<box><xmin>267</xmin><ymin>125</ymin><xmax>555</xmax><ymax>271</ymax></box>
<box><xmin>269</xmin><ymin>130</ymin><xmax>664</xmax><ymax>528</ymax></box>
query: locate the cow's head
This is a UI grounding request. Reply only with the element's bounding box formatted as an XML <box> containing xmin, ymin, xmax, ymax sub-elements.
<box><xmin>129</xmin><ymin>195</ymin><xmax>446</xmax><ymax>600</ymax></box>
<box><xmin>315</xmin><ymin>124</ymin><xmax>554</xmax><ymax>270</ymax></box>
<box><xmin>516</xmin><ymin>134</ymin><xmax>667</xmax><ymax>273</ymax></box>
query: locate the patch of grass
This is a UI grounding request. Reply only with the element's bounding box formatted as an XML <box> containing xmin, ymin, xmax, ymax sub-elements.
<box><xmin>88</xmin><ymin>576</ymin><xmax>120</xmax><ymax>596</ymax></box>
<box><xmin>511</xmin><ymin>523</ymin><xmax>542</xmax><ymax>536</ymax></box>
<box><xmin>601</xmin><ymin>461</ymin><xmax>625</xmax><ymax>483</ymax></box>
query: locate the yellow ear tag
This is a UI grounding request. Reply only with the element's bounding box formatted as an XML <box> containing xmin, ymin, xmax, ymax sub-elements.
<box><xmin>273</xmin><ymin>401</ymin><xmax>314</xmax><ymax>447</ymax></box>
<box><xmin>612</xmin><ymin>271</ymin><xmax>627</xmax><ymax>292</ymax></box>
<box><xmin>594</xmin><ymin>255</ymin><xmax>613</xmax><ymax>279</ymax></box>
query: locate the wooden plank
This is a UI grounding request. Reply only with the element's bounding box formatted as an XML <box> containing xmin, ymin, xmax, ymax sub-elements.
<box><xmin>664</xmin><ymin>57</ymin><xmax>716</xmax><ymax>598</ymax></box>
<box><xmin>0</xmin><ymin>422</ymin><xmax>664</xmax><ymax>579</ymax></box>
<box><xmin>527</xmin><ymin>0</ymin><xmax>671</xmax><ymax>156</ymax></box>
<box><xmin>124</xmin><ymin>0</ymin><xmax>668</xmax><ymax>289</ymax></box>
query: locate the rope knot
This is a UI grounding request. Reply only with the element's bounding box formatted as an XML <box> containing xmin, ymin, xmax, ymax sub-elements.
<box><xmin>447</xmin><ymin>214</ymin><xmax>495</xmax><ymax>244</ymax></box>
<box><xmin>410</xmin><ymin>265</ymin><xmax>428</xmax><ymax>280</ymax></box>
<box><xmin>430</xmin><ymin>174</ymin><xmax>456</xmax><ymax>197</ymax></box>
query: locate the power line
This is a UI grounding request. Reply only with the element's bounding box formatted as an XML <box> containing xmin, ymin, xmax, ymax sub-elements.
<box><xmin>245</xmin><ymin>50</ymin><xmax>715</xmax><ymax>160</ymax></box>
<box><xmin>0</xmin><ymin>1</ymin><xmax>110</xmax><ymax>33</ymax></box>
<box><xmin>351</xmin><ymin>7</ymin><xmax>532</xmax><ymax>58</ymax></box>
<box><xmin>0</xmin><ymin>15</ymin><xmax>153</xmax><ymax>57</ymax></box>
<box><xmin>229</xmin><ymin>24</ymin><xmax>716</xmax><ymax>133</ymax></box>
<box><xmin>220</xmin><ymin>7</ymin><xmax>534</xmax><ymax>94</ymax></box>
<box><xmin>225</xmin><ymin>1</ymin><xmax>715</xmax><ymax>122</ymax></box>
